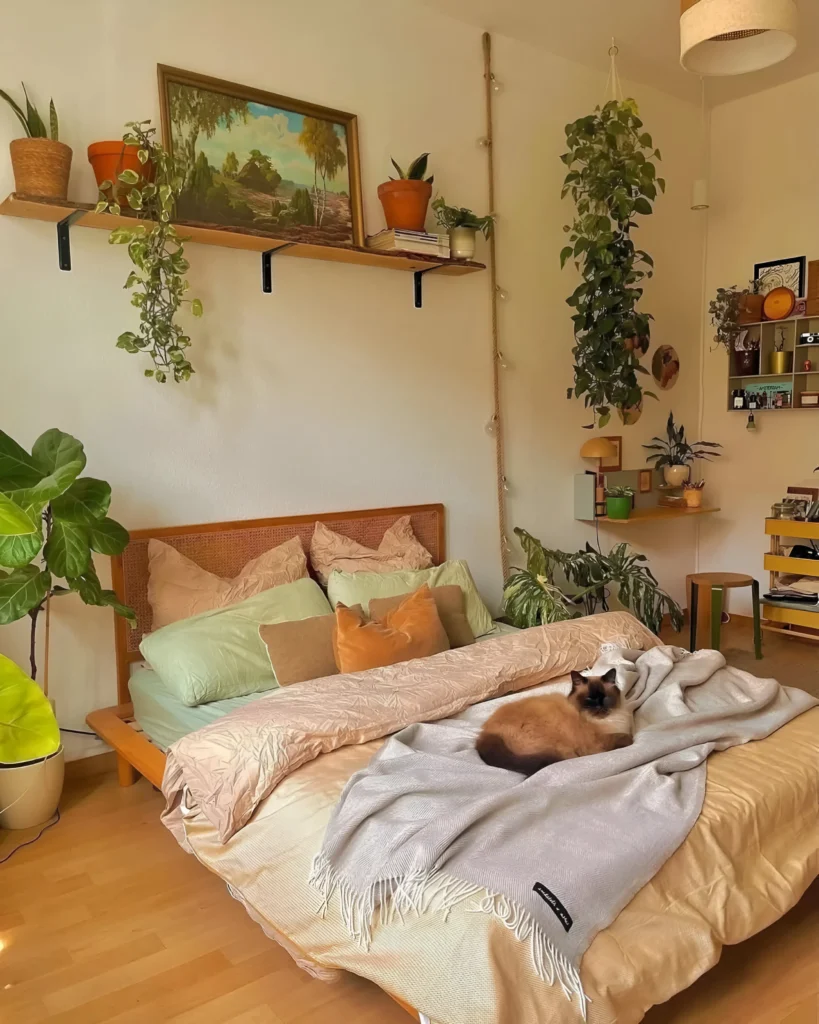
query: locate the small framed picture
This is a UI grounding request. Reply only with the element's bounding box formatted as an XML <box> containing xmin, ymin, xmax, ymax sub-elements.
<box><xmin>639</xmin><ymin>469</ymin><xmax>653</xmax><ymax>493</ymax></box>
<box><xmin>601</xmin><ymin>436</ymin><xmax>622</xmax><ymax>471</ymax></box>
<box><xmin>787</xmin><ymin>486</ymin><xmax>819</xmax><ymax>502</ymax></box>
<box><xmin>754</xmin><ymin>256</ymin><xmax>806</xmax><ymax>297</ymax></box>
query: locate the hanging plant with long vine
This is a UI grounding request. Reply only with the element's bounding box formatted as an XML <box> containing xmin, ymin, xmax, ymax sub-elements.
<box><xmin>96</xmin><ymin>121</ymin><xmax>202</xmax><ymax>383</ymax></box>
<box><xmin>560</xmin><ymin>99</ymin><xmax>665</xmax><ymax>428</ymax></box>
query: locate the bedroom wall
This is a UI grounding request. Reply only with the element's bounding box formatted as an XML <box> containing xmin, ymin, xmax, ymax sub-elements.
<box><xmin>0</xmin><ymin>0</ymin><xmax>704</xmax><ymax>759</ymax></box>
<box><xmin>698</xmin><ymin>71</ymin><xmax>819</xmax><ymax>614</ymax></box>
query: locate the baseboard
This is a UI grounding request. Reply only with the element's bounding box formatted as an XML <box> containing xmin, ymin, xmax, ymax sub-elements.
<box><xmin>64</xmin><ymin>750</ymin><xmax>118</xmax><ymax>782</ymax></box>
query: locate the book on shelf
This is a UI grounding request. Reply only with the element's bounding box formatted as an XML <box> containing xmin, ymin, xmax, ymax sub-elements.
<box><xmin>366</xmin><ymin>228</ymin><xmax>450</xmax><ymax>258</ymax></box>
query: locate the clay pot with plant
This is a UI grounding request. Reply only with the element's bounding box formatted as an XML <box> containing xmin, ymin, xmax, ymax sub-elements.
<box><xmin>431</xmin><ymin>197</ymin><xmax>493</xmax><ymax>260</ymax></box>
<box><xmin>710</xmin><ymin>282</ymin><xmax>761</xmax><ymax>375</ymax></box>
<box><xmin>1</xmin><ymin>85</ymin><xmax>71</xmax><ymax>199</ymax></box>
<box><xmin>88</xmin><ymin>140</ymin><xmax>153</xmax><ymax>204</ymax></box>
<box><xmin>377</xmin><ymin>153</ymin><xmax>434</xmax><ymax>232</ymax></box>
<box><xmin>643</xmin><ymin>412</ymin><xmax>722</xmax><ymax>487</ymax></box>
<box><xmin>605</xmin><ymin>485</ymin><xmax>634</xmax><ymax>520</ymax></box>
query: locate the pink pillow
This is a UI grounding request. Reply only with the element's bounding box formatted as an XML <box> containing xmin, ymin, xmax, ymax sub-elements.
<box><xmin>147</xmin><ymin>536</ymin><xmax>308</xmax><ymax>628</ymax></box>
<box><xmin>309</xmin><ymin>516</ymin><xmax>433</xmax><ymax>585</ymax></box>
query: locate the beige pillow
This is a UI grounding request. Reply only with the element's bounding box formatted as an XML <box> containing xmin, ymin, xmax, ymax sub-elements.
<box><xmin>370</xmin><ymin>585</ymin><xmax>475</xmax><ymax>649</ymax></box>
<box><xmin>258</xmin><ymin>604</ymin><xmax>360</xmax><ymax>686</ymax></box>
<box><xmin>148</xmin><ymin>536</ymin><xmax>308</xmax><ymax>629</ymax></box>
<box><xmin>310</xmin><ymin>516</ymin><xmax>433</xmax><ymax>585</ymax></box>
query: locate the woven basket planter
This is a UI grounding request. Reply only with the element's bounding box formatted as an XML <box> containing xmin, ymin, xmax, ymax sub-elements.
<box><xmin>10</xmin><ymin>138</ymin><xmax>72</xmax><ymax>199</ymax></box>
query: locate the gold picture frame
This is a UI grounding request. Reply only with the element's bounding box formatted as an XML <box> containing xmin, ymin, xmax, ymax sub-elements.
<box><xmin>158</xmin><ymin>65</ymin><xmax>364</xmax><ymax>247</ymax></box>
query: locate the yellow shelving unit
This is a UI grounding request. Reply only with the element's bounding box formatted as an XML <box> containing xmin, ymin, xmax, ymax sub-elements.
<box><xmin>763</xmin><ymin>518</ymin><xmax>819</xmax><ymax>640</ymax></box>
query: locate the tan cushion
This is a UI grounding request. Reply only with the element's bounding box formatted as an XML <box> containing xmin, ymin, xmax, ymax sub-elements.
<box><xmin>309</xmin><ymin>516</ymin><xmax>433</xmax><ymax>585</ymax></box>
<box><xmin>259</xmin><ymin>604</ymin><xmax>360</xmax><ymax>686</ymax></box>
<box><xmin>333</xmin><ymin>585</ymin><xmax>449</xmax><ymax>674</ymax></box>
<box><xmin>369</xmin><ymin>585</ymin><xmax>475</xmax><ymax>648</ymax></box>
<box><xmin>148</xmin><ymin>536</ymin><xmax>308</xmax><ymax>629</ymax></box>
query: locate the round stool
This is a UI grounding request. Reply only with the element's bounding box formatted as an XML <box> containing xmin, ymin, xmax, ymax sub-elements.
<box><xmin>686</xmin><ymin>572</ymin><xmax>762</xmax><ymax>659</ymax></box>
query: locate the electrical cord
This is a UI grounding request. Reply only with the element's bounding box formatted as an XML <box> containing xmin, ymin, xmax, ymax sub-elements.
<box><xmin>60</xmin><ymin>727</ymin><xmax>100</xmax><ymax>737</ymax></box>
<box><xmin>0</xmin><ymin>808</ymin><xmax>60</xmax><ymax>864</ymax></box>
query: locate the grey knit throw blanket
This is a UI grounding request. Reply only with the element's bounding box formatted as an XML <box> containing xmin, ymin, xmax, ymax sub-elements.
<box><xmin>310</xmin><ymin>645</ymin><xmax>816</xmax><ymax>1016</ymax></box>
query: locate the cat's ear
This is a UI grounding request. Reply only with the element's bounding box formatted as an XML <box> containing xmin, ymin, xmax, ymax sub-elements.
<box><xmin>570</xmin><ymin>671</ymin><xmax>585</xmax><ymax>690</ymax></box>
<box><xmin>601</xmin><ymin>668</ymin><xmax>617</xmax><ymax>684</ymax></box>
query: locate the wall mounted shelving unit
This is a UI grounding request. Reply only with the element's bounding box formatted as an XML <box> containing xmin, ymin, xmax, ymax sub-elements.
<box><xmin>728</xmin><ymin>313</ymin><xmax>819</xmax><ymax>411</ymax></box>
<box><xmin>0</xmin><ymin>193</ymin><xmax>485</xmax><ymax>308</ymax></box>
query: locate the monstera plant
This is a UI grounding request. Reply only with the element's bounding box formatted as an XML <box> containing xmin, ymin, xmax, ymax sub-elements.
<box><xmin>0</xmin><ymin>428</ymin><xmax>135</xmax><ymax>679</ymax></box>
<box><xmin>561</xmin><ymin>99</ymin><xmax>664</xmax><ymax>428</ymax></box>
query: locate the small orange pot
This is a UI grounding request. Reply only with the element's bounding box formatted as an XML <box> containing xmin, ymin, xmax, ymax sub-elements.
<box><xmin>377</xmin><ymin>179</ymin><xmax>432</xmax><ymax>232</ymax></box>
<box><xmin>87</xmin><ymin>141</ymin><xmax>152</xmax><ymax>203</ymax></box>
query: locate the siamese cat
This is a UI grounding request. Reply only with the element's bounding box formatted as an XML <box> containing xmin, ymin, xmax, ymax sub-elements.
<box><xmin>476</xmin><ymin>669</ymin><xmax>633</xmax><ymax>776</ymax></box>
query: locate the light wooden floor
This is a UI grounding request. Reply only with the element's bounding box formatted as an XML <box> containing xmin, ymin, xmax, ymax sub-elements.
<box><xmin>1</xmin><ymin>770</ymin><xmax>816</xmax><ymax>1024</ymax></box>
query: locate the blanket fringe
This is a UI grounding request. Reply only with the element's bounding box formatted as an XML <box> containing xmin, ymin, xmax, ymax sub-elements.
<box><xmin>308</xmin><ymin>852</ymin><xmax>588</xmax><ymax>1019</ymax></box>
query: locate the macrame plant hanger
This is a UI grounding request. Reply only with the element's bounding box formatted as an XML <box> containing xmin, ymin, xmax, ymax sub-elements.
<box><xmin>604</xmin><ymin>38</ymin><xmax>624</xmax><ymax>102</ymax></box>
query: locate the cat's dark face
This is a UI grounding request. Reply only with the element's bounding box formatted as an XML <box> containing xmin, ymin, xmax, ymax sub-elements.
<box><xmin>569</xmin><ymin>669</ymin><xmax>620</xmax><ymax>716</ymax></box>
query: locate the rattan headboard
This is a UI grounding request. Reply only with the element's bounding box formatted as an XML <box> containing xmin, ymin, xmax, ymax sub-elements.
<box><xmin>111</xmin><ymin>503</ymin><xmax>445</xmax><ymax>704</ymax></box>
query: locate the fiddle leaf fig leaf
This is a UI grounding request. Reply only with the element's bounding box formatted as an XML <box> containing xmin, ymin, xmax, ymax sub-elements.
<box><xmin>44</xmin><ymin>521</ymin><xmax>90</xmax><ymax>578</ymax></box>
<box><xmin>51</xmin><ymin>478</ymin><xmax>111</xmax><ymax>525</ymax></box>
<box><xmin>67</xmin><ymin>563</ymin><xmax>136</xmax><ymax>624</ymax></box>
<box><xmin>0</xmin><ymin>565</ymin><xmax>50</xmax><ymax>625</ymax></box>
<box><xmin>0</xmin><ymin>493</ymin><xmax>38</xmax><ymax>536</ymax></box>
<box><xmin>0</xmin><ymin>523</ymin><xmax>43</xmax><ymax>569</ymax></box>
<box><xmin>86</xmin><ymin>516</ymin><xmax>129</xmax><ymax>555</ymax></box>
<box><xmin>0</xmin><ymin>430</ymin><xmax>40</xmax><ymax>489</ymax></box>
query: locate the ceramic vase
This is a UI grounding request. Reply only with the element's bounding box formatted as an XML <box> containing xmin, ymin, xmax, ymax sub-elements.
<box><xmin>664</xmin><ymin>465</ymin><xmax>690</xmax><ymax>487</ymax></box>
<box><xmin>449</xmin><ymin>226</ymin><xmax>477</xmax><ymax>260</ymax></box>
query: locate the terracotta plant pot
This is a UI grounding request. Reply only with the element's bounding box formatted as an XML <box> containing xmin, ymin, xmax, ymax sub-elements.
<box><xmin>734</xmin><ymin>349</ymin><xmax>759</xmax><ymax>376</ymax></box>
<box><xmin>377</xmin><ymin>179</ymin><xmax>432</xmax><ymax>232</ymax></box>
<box><xmin>663</xmin><ymin>464</ymin><xmax>690</xmax><ymax>488</ymax></box>
<box><xmin>88</xmin><ymin>141</ymin><xmax>152</xmax><ymax>203</ymax></box>
<box><xmin>683</xmin><ymin>488</ymin><xmax>704</xmax><ymax>508</ymax></box>
<box><xmin>9</xmin><ymin>138</ymin><xmax>72</xmax><ymax>200</ymax></box>
<box><xmin>738</xmin><ymin>292</ymin><xmax>764</xmax><ymax>324</ymax></box>
<box><xmin>0</xmin><ymin>746</ymin><xmax>64</xmax><ymax>830</ymax></box>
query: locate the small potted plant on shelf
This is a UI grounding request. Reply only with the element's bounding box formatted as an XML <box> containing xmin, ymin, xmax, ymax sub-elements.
<box><xmin>377</xmin><ymin>153</ymin><xmax>434</xmax><ymax>232</ymax></box>
<box><xmin>605</xmin><ymin>485</ymin><xmax>634</xmax><ymax>521</ymax></box>
<box><xmin>1</xmin><ymin>84</ymin><xmax>71</xmax><ymax>200</ymax></box>
<box><xmin>682</xmin><ymin>480</ymin><xmax>706</xmax><ymax>508</ymax></box>
<box><xmin>431</xmin><ymin>197</ymin><xmax>493</xmax><ymax>260</ymax></box>
<box><xmin>643</xmin><ymin>412</ymin><xmax>722</xmax><ymax>487</ymax></box>
<box><xmin>710</xmin><ymin>282</ymin><xmax>761</xmax><ymax>375</ymax></box>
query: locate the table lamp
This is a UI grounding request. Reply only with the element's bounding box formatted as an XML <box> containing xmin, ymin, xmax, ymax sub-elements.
<box><xmin>580</xmin><ymin>437</ymin><xmax>618</xmax><ymax>517</ymax></box>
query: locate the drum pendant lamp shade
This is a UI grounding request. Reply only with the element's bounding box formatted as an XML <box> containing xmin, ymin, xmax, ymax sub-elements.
<box><xmin>680</xmin><ymin>0</ymin><xmax>798</xmax><ymax>76</ymax></box>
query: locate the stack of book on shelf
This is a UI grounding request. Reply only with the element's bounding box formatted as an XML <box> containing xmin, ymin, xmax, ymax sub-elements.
<box><xmin>366</xmin><ymin>229</ymin><xmax>450</xmax><ymax>259</ymax></box>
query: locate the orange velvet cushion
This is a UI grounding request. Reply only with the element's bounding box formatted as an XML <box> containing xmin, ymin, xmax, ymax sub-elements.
<box><xmin>333</xmin><ymin>584</ymin><xmax>450</xmax><ymax>673</ymax></box>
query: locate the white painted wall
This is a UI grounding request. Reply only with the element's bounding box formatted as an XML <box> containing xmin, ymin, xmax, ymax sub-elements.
<box><xmin>0</xmin><ymin>0</ymin><xmax>703</xmax><ymax>759</ymax></box>
<box><xmin>699</xmin><ymin>72</ymin><xmax>819</xmax><ymax>613</ymax></box>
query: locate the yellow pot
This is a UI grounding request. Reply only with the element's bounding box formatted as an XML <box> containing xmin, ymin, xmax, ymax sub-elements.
<box><xmin>683</xmin><ymin>488</ymin><xmax>703</xmax><ymax>508</ymax></box>
<box><xmin>769</xmin><ymin>351</ymin><xmax>793</xmax><ymax>375</ymax></box>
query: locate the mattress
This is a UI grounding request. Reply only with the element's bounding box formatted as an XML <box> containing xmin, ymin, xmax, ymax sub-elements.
<box><xmin>131</xmin><ymin>621</ymin><xmax>520</xmax><ymax>749</ymax></box>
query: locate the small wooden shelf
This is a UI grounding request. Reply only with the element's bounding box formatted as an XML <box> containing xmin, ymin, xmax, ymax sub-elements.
<box><xmin>0</xmin><ymin>193</ymin><xmax>485</xmax><ymax>305</ymax></box>
<box><xmin>581</xmin><ymin>506</ymin><xmax>720</xmax><ymax>525</ymax></box>
<box><xmin>764</xmin><ymin>516</ymin><xmax>819</xmax><ymax>641</ymax></box>
<box><xmin>726</xmin><ymin>315</ymin><xmax>819</xmax><ymax>411</ymax></box>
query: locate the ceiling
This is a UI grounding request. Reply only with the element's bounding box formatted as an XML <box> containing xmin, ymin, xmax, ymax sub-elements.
<box><xmin>421</xmin><ymin>0</ymin><xmax>819</xmax><ymax>106</ymax></box>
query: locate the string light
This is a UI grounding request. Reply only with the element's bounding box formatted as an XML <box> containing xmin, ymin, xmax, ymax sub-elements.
<box><xmin>489</xmin><ymin>73</ymin><xmax>503</xmax><ymax>94</ymax></box>
<box><xmin>503</xmin><ymin>535</ymin><xmax>512</xmax><ymax>553</ymax></box>
<box><xmin>477</xmin><ymin>136</ymin><xmax>491</xmax><ymax>149</ymax></box>
<box><xmin>495</xmin><ymin>286</ymin><xmax>509</xmax><ymax>300</ymax></box>
<box><xmin>485</xmin><ymin>414</ymin><xmax>499</xmax><ymax>438</ymax></box>
<box><xmin>502</xmin><ymin>476</ymin><xmax>510</xmax><ymax>493</ymax></box>
<box><xmin>497</xmin><ymin>350</ymin><xmax>509</xmax><ymax>369</ymax></box>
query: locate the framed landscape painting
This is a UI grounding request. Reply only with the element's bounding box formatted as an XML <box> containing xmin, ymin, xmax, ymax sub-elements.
<box><xmin>158</xmin><ymin>65</ymin><xmax>364</xmax><ymax>247</ymax></box>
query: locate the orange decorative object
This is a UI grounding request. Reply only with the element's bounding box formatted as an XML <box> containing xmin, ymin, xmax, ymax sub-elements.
<box><xmin>763</xmin><ymin>286</ymin><xmax>796</xmax><ymax>321</ymax></box>
<box><xmin>87</xmin><ymin>142</ymin><xmax>153</xmax><ymax>203</ymax></box>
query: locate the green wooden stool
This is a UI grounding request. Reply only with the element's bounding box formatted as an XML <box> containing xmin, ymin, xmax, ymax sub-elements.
<box><xmin>687</xmin><ymin>572</ymin><xmax>762</xmax><ymax>659</ymax></box>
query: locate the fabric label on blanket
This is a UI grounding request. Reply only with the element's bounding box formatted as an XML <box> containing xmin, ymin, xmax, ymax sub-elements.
<box><xmin>533</xmin><ymin>883</ymin><xmax>573</xmax><ymax>932</ymax></box>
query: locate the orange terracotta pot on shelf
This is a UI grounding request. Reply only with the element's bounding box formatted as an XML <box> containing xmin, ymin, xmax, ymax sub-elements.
<box><xmin>87</xmin><ymin>142</ymin><xmax>153</xmax><ymax>203</ymax></box>
<box><xmin>377</xmin><ymin>179</ymin><xmax>432</xmax><ymax>232</ymax></box>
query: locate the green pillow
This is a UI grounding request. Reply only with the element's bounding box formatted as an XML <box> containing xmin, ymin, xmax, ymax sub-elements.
<box><xmin>327</xmin><ymin>560</ymin><xmax>494</xmax><ymax>637</ymax></box>
<box><xmin>140</xmin><ymin>578</ymin><xmax>332</xmax><ymax>706</ymax></box>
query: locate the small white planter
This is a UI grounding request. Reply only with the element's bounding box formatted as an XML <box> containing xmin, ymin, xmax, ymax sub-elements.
<box><xmin>663</xmin><ymin>465</ymin><xmax>690</xmax><ymax>487</ymax></box>
<box><xmin>0</xmin><ymin>746</ymin><xmax>64</xmax><ymax>830</ymax></box>
<box><xmin>449</xmin><ymin>226</ymin><xmax>477</xmax><ymax>260</ymax></box>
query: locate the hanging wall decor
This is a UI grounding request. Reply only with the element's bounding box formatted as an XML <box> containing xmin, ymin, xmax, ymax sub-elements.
<box><xmin>680</xmin><ymin>0</ymin><xmax>798</xmax><ymax>77</ymax></box>
<box><xmin>652</xmin><ymin>345</ymin><xmax>680</xmax><ymax>390</ymax></box>
<box><xmin>754</xmin><ymin>256</ymin><xmax>806</xmax><ymax>297</ymax></box>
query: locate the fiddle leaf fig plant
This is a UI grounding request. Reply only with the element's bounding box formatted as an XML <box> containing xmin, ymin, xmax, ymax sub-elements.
<box><xmin>0</xmin><ymin>429</ymin><xmax>135</xmax><ymax>680</ymax></box>
<box><xmin>561</xmin><ymin>99</ymin><xmax>664</xmax><ymax>428</ymax></box>
<box><xmin>96</xmin><ymin>120</ymin><xmax>202</xmax><ymax>383</ymax></box>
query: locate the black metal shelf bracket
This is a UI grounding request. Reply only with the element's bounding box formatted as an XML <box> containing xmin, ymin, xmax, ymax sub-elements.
<box><xmin>56</xmin><ymin>210</ymin><xmax>86</xmax><ymax>272</ymax></box>
<box><xmin>413</xmin><ymin>264</ymin><xmax>445</xmax><ymax>309</ymax></box>
<box><xmin>261</xmin><ymin>243</ymin><xmax>296</xmax><ymax>293</ymax></box>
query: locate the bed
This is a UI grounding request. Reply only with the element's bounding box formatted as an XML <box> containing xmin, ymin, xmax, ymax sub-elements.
<box><xmin>87</xmin><ymin>505</ymin><xmax>819</xmax><ymax>1024</ymax></box>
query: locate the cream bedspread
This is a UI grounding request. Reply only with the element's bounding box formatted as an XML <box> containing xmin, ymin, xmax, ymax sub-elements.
<box><xmin>165</xmin><ymin>614</ymin><xmax>819</xmax><ymax>1024</ymax></box>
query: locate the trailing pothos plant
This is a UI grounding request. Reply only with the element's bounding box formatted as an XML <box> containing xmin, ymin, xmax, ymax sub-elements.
<box><xmin>560</xmin><ymin>99</ymin><xmax>665</xmax><ymax>428</ymax></box>
<box><xmin>503</xmin><ymin>527</ymin><xmax>683</xmax><ymax>636</ymax></box>
<box><xmin>0</xmin><ymin>429</ymin><xmax>135</xmax><ymax>679</ymax></box>
<box><xmin>96</xmin><ymin>121</ymin><xmax>202</xmax><ymax>383</ymax></box>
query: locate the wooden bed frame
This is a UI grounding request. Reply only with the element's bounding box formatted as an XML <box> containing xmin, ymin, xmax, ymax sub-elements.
<box><xmin>87</xmin><ymin>504</ymin><xmax>446</xmax><ymax>789</ymax></box>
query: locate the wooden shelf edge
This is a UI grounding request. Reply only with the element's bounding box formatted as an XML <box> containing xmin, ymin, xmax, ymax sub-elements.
<box><xmin>579</xmin><ymin>507</ymin><xmax>720</xmax><ymax>524</ymax></box>
<box><xmin>0</xmin><ymin>193</ymin><xmax>485</xmax><ymax>277</ymax></box>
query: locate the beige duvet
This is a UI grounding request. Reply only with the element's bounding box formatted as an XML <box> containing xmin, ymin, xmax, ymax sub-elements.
<box><xmin>164</xmin><ymin>613</ymin><xmax>819</xmax><ymax>1024</ymax></box>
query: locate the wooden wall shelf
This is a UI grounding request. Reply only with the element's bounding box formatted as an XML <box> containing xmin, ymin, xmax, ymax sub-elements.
<box><xmin>581</xmin><ymin>506</ymin><xmax>720</xmax><ymax>525</ymax></box>
<box><xmin>0</xmin><ymin>193</ymin><xmax>485</xmax><ymax>307</ymax></box>
<box><xmin>727</xmin><ymin>314</ymin><xmax>819</xmax><ymax>412</ymax></box>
